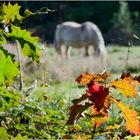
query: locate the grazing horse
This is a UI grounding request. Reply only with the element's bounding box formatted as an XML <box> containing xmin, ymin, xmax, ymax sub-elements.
<box><xmin>54</xmin><ymin>21</ymin><xmax>107</xmax><ymax>67</ymax></box>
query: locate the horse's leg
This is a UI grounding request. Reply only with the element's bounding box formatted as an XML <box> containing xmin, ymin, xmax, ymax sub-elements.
<box><xmin>84</xmin><ymin>46</ymin><xmax>89</xmax><ymax>57</ymax></box>
<box><xmin>65</xmin><ymin>46</ymin><xmax>71</xmax><ymax>59</ymax></box>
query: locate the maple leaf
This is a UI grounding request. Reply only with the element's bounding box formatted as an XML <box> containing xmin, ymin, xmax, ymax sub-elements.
<box><xmin>111</xmin><ymin>97</ymin><xmax>140</xmax><ymax>135</ymax></box>
<box><xmin>110</xmin><ymin>77</ymin><xmax>138</xmax><ymax>98</ymax></box>
<box><xmin>1</xmin><ymin>3</ymin><xmax>23</xmax><ymax>25</ymax></box>
<box><xmin>87</xmin><ymin>82</ymin><xmax>110</xmax><ymax>113</ymax></box>
<box><xmin>76</xmin><ymin>73</ymin><xmax>94</xmax><ymax>85</ymax></box>
<box><xmin>6</xmin><ymin>26</ymin><xmax>40</xmax><ymax>61</ymax></box>
<box><xmin>66</xmin><ymin>102</ymin><xmax>92</xmax><ymax>125</ymax></box>
<box><xmin>76</xmin><ymin>72</ymin><xmax>110</xmax><ymax>85</ymax></box>
<box><xmin>0</xmin><ymin>50</ymin><xmax>19</xmax><ymax>85</ymax></box>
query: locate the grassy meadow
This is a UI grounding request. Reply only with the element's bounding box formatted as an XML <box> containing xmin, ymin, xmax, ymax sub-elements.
<box><xmin>7</xmin><ymin>43</ymin><xmax>140</xmax><ymax>107</ymax></box>
<box><xmin>3</xmin><ymin>43</ymin><xmax>140</xmax><ymax>138</ymax></box>
<box><xmin>20</xmin><ymin>44</ymin><xmax>140</xmax><ymax>109</ymax></box>
<box><xmin>43</xmin><ymin>45</ymin><xmax>140</xmax><ymax>99</ymax></box>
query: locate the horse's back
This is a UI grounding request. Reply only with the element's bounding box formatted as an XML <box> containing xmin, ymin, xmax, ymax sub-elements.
<box><xmin>55</xmin><ymin>21</ymin><xmax>83</xmax><ymax>47</ymax></box>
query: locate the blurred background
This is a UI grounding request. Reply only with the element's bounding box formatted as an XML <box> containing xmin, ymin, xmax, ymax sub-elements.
<box><xmin>2</xmin><ymin>1</ymin><xmax>140</xmax><ymax>83</ymax></box>
<box><xmin>17</xmin><ymin>1</ymin><xmax>140</xmax><ymax>45</ymax></box>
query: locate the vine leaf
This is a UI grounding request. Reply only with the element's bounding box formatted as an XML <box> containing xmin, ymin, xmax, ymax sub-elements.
<box><xmin>110</xmin><ymin>77</ymin><xmax>138</xmax><ymax>98</ymax></box>
<box><xmin>111</xmin><ymin>97</ymin><xmax>140</xmax><ymax>135</ymax></box>
<box><xmin>76</xmin><ymin>72</ymin><xmax>110</xmax><ymax>85</ymax></box>
<box><xmin>6</xmin><ymin>26</ymin><xmax>40</xmax><ymax>61</ymax></box>
<box><xmin>0</xmin><ymin>2</ymin><xmax>23</xmax><ymax>25</ymax></box>
<box><xmin>0</xmin><ymin>50</ymin><xmax>19</xmax><ymax>85</ymax></box>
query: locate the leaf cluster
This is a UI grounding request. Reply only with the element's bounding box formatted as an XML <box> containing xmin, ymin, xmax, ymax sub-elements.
<box><xmin>66</xmin><ymin>72</ymin><xmax>140</xmax><ymax>138</ymax></box>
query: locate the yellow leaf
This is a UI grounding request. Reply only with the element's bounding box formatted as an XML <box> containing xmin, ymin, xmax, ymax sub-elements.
<box><xmin>111</xmin><ymin>97</ymin><xmax>140</xmax><ymax>135</ymax></box>
<box><xmin>110</xmin><ymin>77</ymin><xmax>138</xmax><ymax>98</ymax></box>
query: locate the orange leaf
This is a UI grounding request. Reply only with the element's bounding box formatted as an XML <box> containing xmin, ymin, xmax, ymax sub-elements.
<box><xmin>75</xmin><ymin>72</ymin><xmax>110</xmax><ymax>85</ymax></box>
<box><xmin>91</xmin><ymin>113</ymin><xmax>108</xmax><ymax>128</ymax></box>
<box><xmin>111</xmin><ymin>97</ymin><xmax>140</xmax><ymax>135</ymax></box>
<box><xmin>76</xmin><ymin>73</ymin><xmax>94</xmax><ymax>85</ymax></box>
<box><xmin>110</xmin><ymin>77</ymin><xmax>138</xmax><ymax>98</ymax></box>
<box><xmin>89</xmin><ymin>106</ymin><xmax>109</xmax><ymax>128</ymax></box>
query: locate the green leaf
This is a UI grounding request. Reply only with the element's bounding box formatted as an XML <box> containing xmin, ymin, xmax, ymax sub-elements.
<box><xmin>0</xmin><ymin>127</ymin><xmax>11</xmax><ymax>139</ymax></box>
<box><xmin>0</xmin><ymin>2</ymin><xmax>23</xmax><ymax>25</ymax></box>
<box><xmin>0</xmin><ymin>50</ymin><xmax>19</xmax><ymax>85</ymax></box>
<box><xmin>0</xmin><ymin>29</ymin><xmax>7</xmax><ymax>46</ymax></box>
<box><xmin>24</xmin><ymin>9</ymin><xmax>34</xmax><ymax>18</ymax></box>
<box><xmin>6</xmin><ymin>26</ymin><xmax>40</xmax><ymax>61</ymax></box>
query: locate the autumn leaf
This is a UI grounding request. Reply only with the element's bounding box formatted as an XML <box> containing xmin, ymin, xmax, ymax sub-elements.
<box><xmin>133</xmin><ymin>75</ymin><xmax>140</xmax><ymax>83</ymax></box>
<box><xmin>87</xmin><ymin>82</ymin><xmax>110</xmax><ymax>113</ymax></box>
<box><xmin>85</xmin><ymin>107</ymin><xmax>108</xmax><ymax>128</ymax></box>
<box><xmin>110</xmin><ymin>77</ymin><xmax>138</xmax><ymax>98</ymax></box>
<box><xmin>121</xmin><ymin>72</ymin><xmax>140</xmax><ymax>85</ymax></box>
<box><xmin>91</xmin><ymin>113</ymin><xmax>108</xmax><ymax>128</ymax></box>
<box><xmin>75</xmin><ymin>72</ymin><xmax>110</xmax><ymax>85</ymax></box>
<box><xmin>76</xmin><ymin>73</ymin><xmax>94</xmax><ymax>85</ymax></box>
<box><xmin>72</xmin><ymin>93</ymin><xmax>88</xmax><ymax>104</ymax></box>
<box><xmin>111</xmin><ymin>97</ymin><xmax>140</xmax><ymax>135</ymax></box>
<box><xmin>66</xmin><ymin>102</ymin><xmax>92</xmax><ymax>125</ymax></box>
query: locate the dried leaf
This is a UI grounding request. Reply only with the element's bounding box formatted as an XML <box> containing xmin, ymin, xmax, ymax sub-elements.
<box><xmin>66</xmin><ymin>102</ymin><xmax>92</xmax><ymax>125</ymax></box>
<box><xmin>75</xmin><ymin>72</ymin><xmax>110</xmax><ymax>85</ymax></box>
<box><xmin>111</xmin><ymin>97</ymin><xmax>140</xmax><ymax>135</ymax></box>
<box><xmin>76</xmin><ymin>73</ymin><xmax>94</xmax><ymax>85</ymax></box>
<box><xmin>133</xmin><ymin>75</ymin><xmax>140</xmax><ymax>83</ymax></box>
<box><xmin>121</xmin><ymin>72</ymin><xmax>131</xmax><ymax>79</ymax></box>
<box><xmin>72</xmin><ymin>93</ymin><xmax>88</xmax><ymax>104</ymax></box>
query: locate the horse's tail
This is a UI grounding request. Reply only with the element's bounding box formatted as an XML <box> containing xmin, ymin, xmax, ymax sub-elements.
<box><xmin>54</xmin><ymin>24</ymin><xmax>63</xmax><ymax>55</ymax></box>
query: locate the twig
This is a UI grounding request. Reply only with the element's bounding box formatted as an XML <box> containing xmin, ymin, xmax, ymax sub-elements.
<box><xmin>91</xmin><ymin>123</ymin><xmax>96</xmax><ymax>139</ymax></box>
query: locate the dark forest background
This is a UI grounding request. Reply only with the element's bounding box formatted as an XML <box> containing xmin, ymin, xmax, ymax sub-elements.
<box><xmin>4</xmin><ymin>1</ymin><xmax>140</xmax><ymax>45</ymax></box>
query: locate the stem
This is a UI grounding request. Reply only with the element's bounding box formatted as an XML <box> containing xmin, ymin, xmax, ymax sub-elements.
<box><xmin>91</xmin><ymin>123</ymin><xmax>96</xmax><ymax>139</ymax></box>
<box><xmin>16</xmin><ymin>40</ymin><xmax>23</xmax><ymax>90</ymax></box>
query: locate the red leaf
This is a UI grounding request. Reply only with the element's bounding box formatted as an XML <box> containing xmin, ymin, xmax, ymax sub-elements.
<box><xmin>87</xmin><ymin>82</ymin><xmax>110</xmax><ymax>113</ymax></box>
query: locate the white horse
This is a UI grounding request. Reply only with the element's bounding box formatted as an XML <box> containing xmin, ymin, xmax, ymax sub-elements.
<box><xmin>54</xmin><ymin>21</ymin><xmax>107</xmax><ymax>67</ymax></box>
